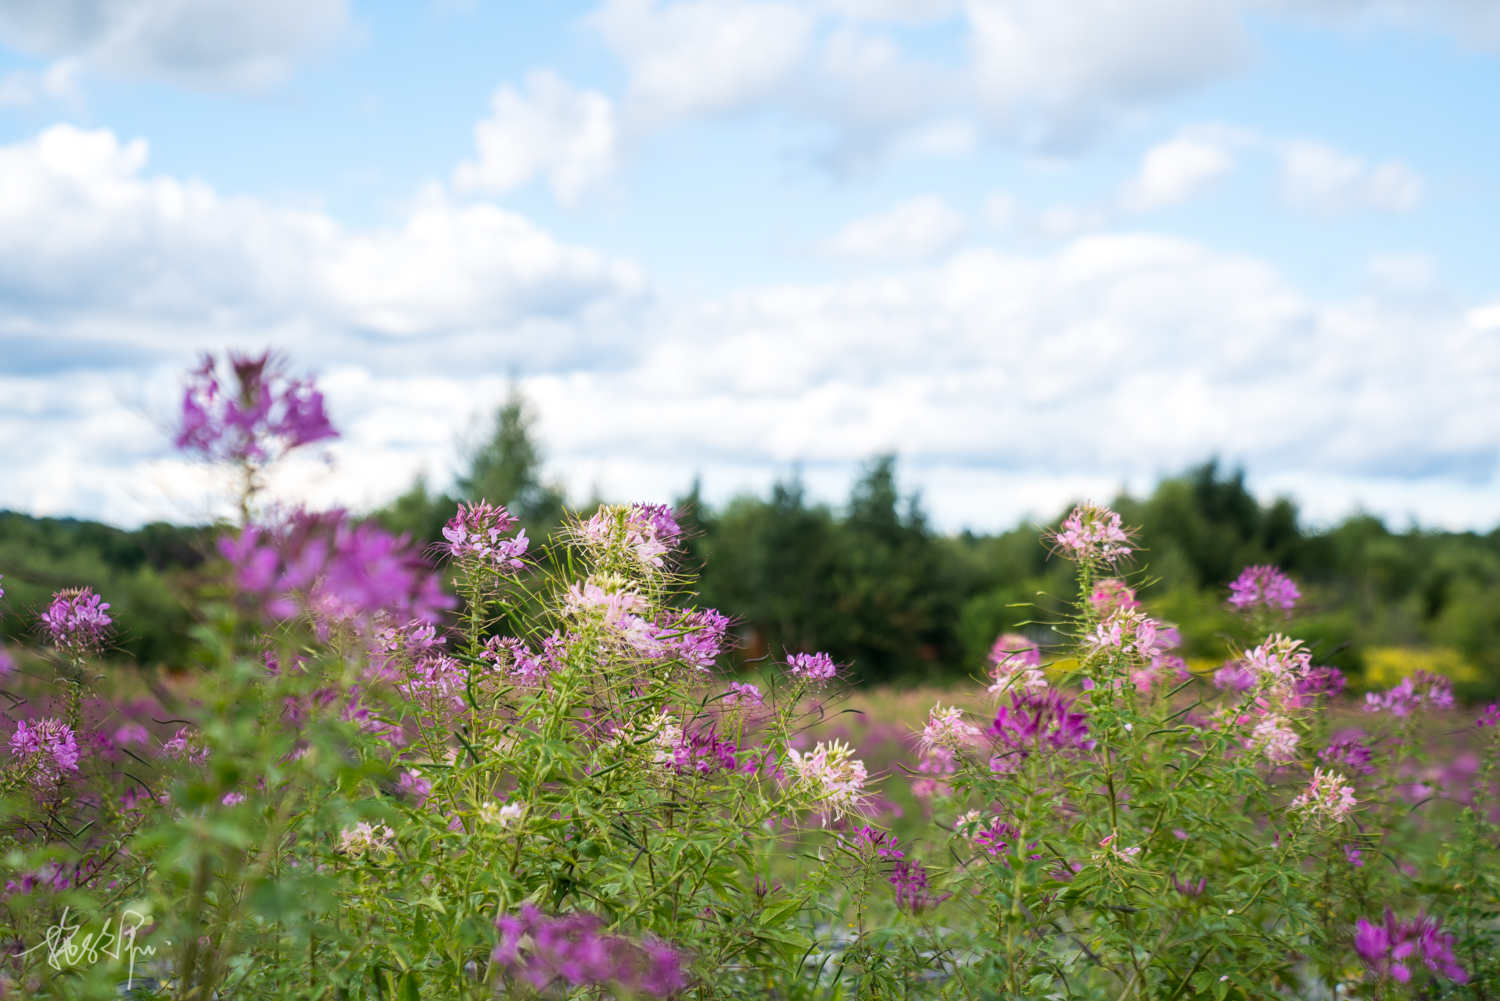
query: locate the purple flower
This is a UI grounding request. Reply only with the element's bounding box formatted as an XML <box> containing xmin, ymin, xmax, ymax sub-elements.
<box><xmin>37</xmin><ymin>588</ymin><xmax>113</xmax><ymax>656</ymax></box>
<box><xmin>481</xmin><ymin>635</ymin><xmax>551</xmax><ymax>686</ymax></box>
<box><xmin>1365</xmin><ymin>671</ymin><xmax>1455</xmax><ymax>717</ymax></box>
<box><xmin>0</xmin><ymin>647</ymin><xmax>14</xmax><ymax>677</ymax></box>
<box><xmin>221</xmin><ymin>792</ymin><xmax>247</xmax><ymax>807</ymax></box>
<box><xmin>652</xmin><ymin>608</ymin><xmax>730</xmax><ymax>669</ymax></box>
<box><xmin>441</xmin><ymin>501</ymin><xmax>528</xmax><ymax>570</ymax></box>
<box><xmin>888</xmin><ymin>859</ymin><xmax>948</xmax><ymax>915</ymax></box>
<box><xmin>1294</xmin><ymin>665</ymin><xmax>1346</xmax><ymax>700</ymax></box>
<box><xmin>1478</xmin><ymin>704</ymin><xmax>1500</xmax><ymax>727</ymax></box>
<box><xmin>578</xmin><ymin>503</ymin><xmax>683</xmax><ymax>570</ymax></box>
<box><xmin>670</xmin><ymin>726</ymin><xmax>739</xmax><ymax>775</ymax></box>
<box><xmin>987</xmin><ymin>689</ymin><xmax>1095</xmax><ymax>770</ymax></box>
<box><xmin>1170</xmin><ymin>873</ymin><xmax>1207</xmax><ymax>897</ymax></box>
<box><xmin>1343</xmin><ymin>844</ymin><xmax>1363</xmax><ymax>867</ymax></box>
<box><xmin>492</xmin><ymin>905</ymin><xmax>688</xmax><ymax>996</ymax></box>
<box><xmin>787</xmin><ymin>651</ymin><xmax>838</xmax><ymax>684</ymax></box>
<box><xmin>174</xmin><ymin>350</ymin><xmax>337</xmax><ymax>465</ymax></box>
<box><xmin>8</xmin><ymin>718</ymin><xmax>80</xmax><ymax>784</ymax></box>
<box><xmin>1227</xmin><ymin>565</ymin><xmax>1300</xmax><ymax>614</ymax></box>
<box><xmin>397</xmin><ymin>769</ymin><xmax>432</xmax><ymax>807</ymax></box>
<box><xmin>846</xmin><ymin>825</ymin><xmax>904</xmax><ymax>859</ymax></box>
<box><xmin>1088</xmin><ymin>579</ymin><xmax>1140</xmax><ymax>615</ymax></box>
<box><xmin>1353</xmin><ymin>909</ymin><xmax>1467</xmax><ymax>985</ymax></box>
<box><xmin>113</xmin><ymin>723</ymin><xmax>151</xmax><ymax>746</ymax></box>
<box><xmin>1213</xmin><ymin>661</ymin><xmax>1257</xmax><ymax>692</ymax></box>
<box><xmin>1319</xmin><ymin>731</ymin><xmax>1376</xmax><ymax>775</ymax></box>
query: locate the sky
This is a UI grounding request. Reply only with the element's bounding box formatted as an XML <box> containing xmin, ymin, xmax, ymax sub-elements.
<box><xmin>1</xmin><ymin>0</ymin><xmax>1499</xmax><ymax>533</ymax></box>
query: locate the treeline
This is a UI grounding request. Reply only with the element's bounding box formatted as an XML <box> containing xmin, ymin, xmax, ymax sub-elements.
<box><xmin>5</xmin><ymin>390</ymin><xmax>1500</xmax><ymax>695</ymax></box>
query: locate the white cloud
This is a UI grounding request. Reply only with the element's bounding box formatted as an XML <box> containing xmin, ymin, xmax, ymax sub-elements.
<box><xmin>0</xmin><ymin>59</ymin><xmax>82</xmax><ymax>108</ymax></box>
<box><xmin>1120</xmin><ymin>135</ymin><xmax>1236</xmax><ymax>212</ymax></box>
<box><xmin>1278</xmin><ymin>141</ymin><xmax>1423</xmax><ymax>216</ymax></box>
<box><xmin>0</xmin><ymin>0</ymin><xmax>347</xmax><ymax>90</ymax></box>
<box><xmin>453</xmin><ymin>72</ymin><xmax>621</xmax><ymax>206</ymax></box>
<box><xmin>818</xmin><ymin>195</ymin><xmax>968</xmax><ymax>262</ymax></box>
<box><xmin>590</xmin><ymin>0</ymin><xmax>813</xmax><ymax>127</ymax></box>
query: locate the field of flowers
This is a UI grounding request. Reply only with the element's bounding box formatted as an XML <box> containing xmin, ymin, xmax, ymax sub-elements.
<box><xmin>1</xmin><ymin>352</ymin><xmax>1497</xmax><ymax>1000</ymax></box>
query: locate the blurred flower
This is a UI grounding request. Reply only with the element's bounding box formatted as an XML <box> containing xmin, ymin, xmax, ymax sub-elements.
<box><xmin>1294</xmin><ymin>665</ymin><xmax>1346</xmax><ymax>701</ymax></box>
<box><xmin>1478</xmin><ymin>703</ymin><xmax>1500</xmax><ymax>727</ymax></box>
<box><xmin>1089</xmin><ymin>579</ymin><xmax>1140</xmax><ymax>615</ymax></box>
<box><xmin>1171</xmin><ymin>873</ymin><xmax>1207</xmax><ymax>897</ymax></box>
<box><xmin>889</xmin><ymin>859</ymin><xmax>948</xmax><ymax>914</ymax></box>
<box><xmin>1213</xmin><ymin>661</ymin><xmax>1257</xmax><ymax>692</ymax></box>
<box><xmin>988</xmin><ymin>689</ymin><xmax>1095</xmax><ymax>769</ymax></box>
<box><xmin>919</xmin><ymin>704</ymin><xmax>982</xmax><ymax>753</ymax></box>
<box><xmin>1319</xmin><ymin>732</ymin><xmax>1375</xmax><ymax>775</ymax></box>
<box><xmin>787</xmin><ymin>651</ymin><xmax>838</xmax><ymax>685</ymax></box>
<box><xmin>1365</xmin><ymin>671</ymin><xmax>1455</xmax><ymax>716</ymax></box>
<box><xmin>479</xmin><ymin>801</ymin><xmax>525</xmax><ymax>828</ymax></box>
<box><xmin>1344</xmin><ymin>844</ymin><xmax>1363</xmax><ymax>867</ymax></box>
<box><xmin>1354</xmin><ymin>909</ymin><xmax>1467</xmax><ymax>985</ymax></box>
<box><xmin>723</xmin><ymin>682</ymin><xmax>763</xmax><ymax>706</ymax></box>
<box><xmin>0</xmin><ymin>647</ymin><xmax>13</xmax><ymax>678</ymax></box>
<box><xmin>221</xmin><ymin>792</ymin><xmax>246</xmax><ymax>807</ymax></box>
<box><xmin>9</xmin><ymin>718</ymin><xmax>80</xmax><ymax>784</ymax></box>
<box><xmin>113</xmin><ymin>723</ymin><xmax>151</xmax><ymax>746</ymax></box>
<box><xmin>442</xmin><ymin>501</ymin><xmax>527</xmax><ymax>570</ymax></box>
<box><xmin>337</xmin><ymin>822</ymin><xmax>395</xmax><ymax>857</ymax></box>
<box><xmin>1291</xmin><ymin>768</ymin><xmax>1357</xmax><ymax>824</ymax></box>
<box><xmin>1250</xmin><ymin>715</ymin><xmax>1300</xmax><ymax>763</ymax></box>
<box><xmin>1093</xmin><ymin>834</ymin><xmax>1142</xmax><ymax>862</ymax></box>
<box><xmin>397</xmin><ymin>769</ymin><xmax>431</xmax><ymax>807</ymax></box>
<box><xmin>37</xmin><ymin>587</ymin><xmax>113</xmax><ymax>656</ymax></box>
<box><xmin>911</xmin><ymin>745</ymin><xmax>956</xmax><ymax>798</ymax></box>
<box><xmin>1048</xmin><ymin>504</ymin><xmax>1132</xmax><ymax>563</ymax></box>
<box><xmin>175</xmin><ymin>350</ymin><xmax>337</xmax><ymax>465</ymax></box>
<box><xmin>786</xmin><ymin>740</ymin><xmax>868</xmax><ymax>821</ymax></box>
<box><xmin>1227</xmin><ymin>566</ymin><xmax>1300</xmax><ymax>614</ymax></box>
<box><xmin>614</xmin><ymin>711</ymin><xmax>683</xmax><ymax>768</ymax></box>
<box><xmin>987</xmin><ymin>634</ymin><xmax>1046</xmax><ymax>695</ymax></box>
<box><xmin>492</xmin><ymin>904</ymin><xmax>687</xmax><ymax>996</ymax></box>
<box><xmin>162</xmin><ymin>727</ymin><xmax>210</xmax><ymax>766</ymax></box>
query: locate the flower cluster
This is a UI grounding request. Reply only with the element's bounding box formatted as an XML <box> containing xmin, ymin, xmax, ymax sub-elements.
<box><xmin>888</xmin><ymin>859</ymin><xmax>947</xmax><ymax>915</ymax></box>
<box><xmin>8</xmin><ymin>718</ymin><xmax>80</xmax><ymax>785</ymax></box>
<box><xmin>1049</xmin><ymin>503</ymin><xmax>1131</xmax><ymax>563</ymax></box>
<box><xmin>1319</xmin><ymin>732</ymin><xmax>1376</xmax><ymax>774</ymax></box>
<box><xmin>336</xmin><ymin>822</ymin><xmax>395</xmax><ymax>856</ymax></box>
<box><xmin>478</xmin><ymin>801</ymin><xmax>526</xmax><ymax>828</ymax></box>
<box><xmin>1227</xmin><ymin>565</ymin><xmax>1300</xmax><ymax>614</ymax></box>
<box><xmin>1242</xmin><ymin>635</ymin><xmax>1314</xmax><ymax>702</ymax></box>
<box><xmin>220</xmin><ymin>509</ymin><xmax>453</xmax><ymax>625</ymax></box>
<box><xmin>1086</xmin><ymin>608</ymin><xmax>1174</xmax><ymax>661</ymax></box>
<box><xmin>1364</xmin><ymin>671</ymin><xmax>1455</xmax><ymax>716</ymax></box>
<box><xmin>987</xmin><ymin>634</ymin><xmax>1046</xmax><ymax>695</ymax></box>
<box><xmin>175</xmin><ymin>350</ymin><xmax>337</xmax><ymax>465</ymax></box>
<box><xmin>1250</xmin><ymin>714</ymin><xmax>1300</xmax><ymax>763</ymax></box>
<box><xmin>441</xmin><ymin>501</ymin><xmax>528</xmax><ymax>571</ymax></box>
<box><xmin>786</xmin><ymin>740</ymin><xmax>868</xmax><ymax>821</ymax></box>
<box><xmin>670</xmin><ymin>726</ymin><xmax>740</xmax><ymax>775</ymax></box>
<box><xmin>397</xmin><ymin>769</ymin><xmax>431</xmax><ymax>806</ymax></box>
<box><xmin>492</xmin><ymin>905</ymin><xmax>688</xmax><ymax>997</ymax></box>
<box><xmin>787</xmin><ymin>651</ymin><xmax>838</xmax><ymax>684</ymax></box>
<box><xmin>36</xmin><ymin>587</ymin><xmax>113</xmax><ymax>656</ymax></box>
<box><xmin>579</xmin><ymin>503</ymin><xmax>682</xmax><ymax>571</ymax></box>
<box><xmin>723</xmin><ymin>682</ymin><xmax>763</xmax><ymax>706</ymax></box>
<box><xmin>1354</xmin><ymin>909</ymin><xmax>1468</xmax><ymax>985</ymax></box>
<box><xmin>919</xmin><ymin>704</ymin><xmax>982</xmax><ymax>753</ymax></box>
<box><xmin>1291</xmin><ymin>768</ymin><xmax>1358</xmax><ymax>824</ymax></box>
<box><xmin>1088</xmin><ymin>579</ymin><xmax>1141</xmax><ymax>615</ymax></box>
<box><xmin>956</xmin><ymin>812</ymin><xmax>1022</xmax><ymax>859</ymax></box>
<box><xmin>845</xmin><ymin>825</ymin><xmax>904</xmax><ymax>859</ymax></box>
<box><xmin>988</xmin><ymin>689</ymin><xmax>1095</xmax><ymax>770</ymax></box>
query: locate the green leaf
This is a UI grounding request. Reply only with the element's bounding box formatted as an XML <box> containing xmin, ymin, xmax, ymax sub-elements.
<box><xmin>398</xmin><ymin>971</ymin><xmax>419</xmax><ymax>1001</ymax></box>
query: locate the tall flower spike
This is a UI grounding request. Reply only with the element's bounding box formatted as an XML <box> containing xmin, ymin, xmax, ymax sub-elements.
<box><xmin>1048</xmin><ymin>503</ymin><xmax>1132</xmax><ymax>563</ymax></box>
<box><xmin>1227</xmin><ymin>565</ymin><xmax>1300</xmax><ymax>614</ymax></box>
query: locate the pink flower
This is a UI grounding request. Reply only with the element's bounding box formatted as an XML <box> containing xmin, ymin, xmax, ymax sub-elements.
<box><xmin>221</xmin><ymin>792</ymin><xmax>246</xmax><ymax>806</ymax></box>
<box><xmin>492</xmin><ymin>904</ymin><xmax>687</xmax><ymax>996</ymax></box>
<box><xmin>1250</xmin><ymin>715</ymin><xmax>1300</xmax><ymax>763</ymax></box>
<box><xmin>113</xmin><ymin>723</ymin><xmax>151</xmax><ymax>746</ymax></box>
<box><xmin>1291</xmin><ymin>768</ymin><xmax>1357</xmax><ymax>824</ymax></box>
<box><xmin>723</xmin><ymin>682</ymin><xmax>763</xmax><ymax>706</ymax></box>
<box><xmin>174</xmin><ymin>350</ymin><xmax>337</xmax><ymax>465</ymax></box>
<box><xmin>1088</xmin><ymin>579</ymin><xmax>1140</xmax><ymax>615</ymax></box>
<box><xmin>787</xmin><ymin>651</ymin><xmax>838</xmax><ymax>685</ymax></box>
<box><xmin>442</xmin><ymin>501</ymin><xmax>528</xmax><ymax>570</ymax></box>
<box><xmin>397</xmin><ymin>769</ymin><xmax>432</xmax><ymax>807</ymax></box>
<box><xmin>1048</xmin><ymin>504</ymin><xmax>1132</xmax><ymax>563</ymax></box>
<box><xmin>1365</xmin><ymin>671</ymin><xmax>1455</xmax><ymax>717</ymax></box>
<box><xmin>1354</xmin><ymin>909</ymin><xmax>1467</xmax><ymax>985</ymax></box>
<box><xmin>987</xmin><ymin>634</ymin><xmax>1046</xmax><ymax>695</ymax></box>
<box><xmin>918</xmin><ymin>704</ymin><xmax>982</xmax><ymax>753</ymax></box>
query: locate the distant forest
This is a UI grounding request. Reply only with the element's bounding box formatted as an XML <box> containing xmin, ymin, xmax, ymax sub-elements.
<box><xmin>4</xmin><ymin>389</ymin><xmax>1499</xmax><ymax>697</ymax></box>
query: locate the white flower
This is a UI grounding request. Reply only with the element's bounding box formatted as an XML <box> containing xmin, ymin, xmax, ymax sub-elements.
<box><xmin>337</xmin><ymin>822</ymin><xmax>395</xmax><ymax>856</ymax></box>
<box><xmin>786</xmin><ymin>740</ymin><xmax>868</xmax><ymax>821</ymax></box>
<box><xmin>1250</xmin><ymin>714</ymin><xmax>1300</xmax><ymax>763</ymax></box>
<box><xmin>1292</xmin><ymin>768</ymin><xmax>1357</xmax><ymax>824</ymax></box>
<box><xmin>479</xmin><ymin>801</ymin><xmax>526</xmax><ymax>828</ymax></box>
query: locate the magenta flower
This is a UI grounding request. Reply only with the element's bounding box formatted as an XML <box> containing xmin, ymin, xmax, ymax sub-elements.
<box><xmin>888</xmin><ymin>859</ymin><xmax>949</xmax><ymax>915</ymax></box>
<box><xmin>1088</xmin><ymin>579</ymin><xmax>1140</xmax><ymax>615</ymax></box>
<box><xmin>723</xmin><ymin>682</ymin><xmax>763</xmax><ymax>706</ymax></box>
<box><xmin>1354</xmin><ymin>909</ymin><xmax>1467</xmax><ymax>985</ymax></box>
<box><xmin>1344</xmin><ymin>844</ymin><xmax>1364</xmax><ymax>867</ymax></box>
<box><xmin>1365</xmin><ymin>671</ymin><xmax>1455</xmax><ymax>717</ymax></box>
<box><xmin>441</xmin><ymin>501</ymin><xmax>528</xmax><ymax>570</ymax></box>
<box><xmin>1319</xmin><ymin>731</ymin><xmax>1376</xmax><ymax>775</ymax></box>
<box><xmin>175</xmin><ymin>350</ymin><xmax>337</xmax><ymax>465</ymax></box>
<box><xmin>481</xmin><ymin>634</ymin><xmax>551</xmax><ymax>686</ymax></box>
<box><xmin>492</xmin><ymin>905</ymin><xmax>688</xmax><ymax>996</ymax></box>
<box><xmin>651</xmin><ymin>608</ymin><xmax>730</xmax><ymax>669</ymax></box>
<box><xmin>1213</xmin><ymin>661</ymin><xmax>1257</xmax><ymax>692</ymax></box>
<box><xmin>1227</xmin><ymin>565</ymin><xmax>1300</xmax><ymax>614</ymax></box>
<box><xmin>787</xmin><ymin>651</ymin><xmax>838</xmax><ymax>684</ymax></box>
<box><xmin>0</xmin><ymin>647</ymin><xmax>14</xmax><ymax>677</ymax></box>
<box><xmin>670</xmin><ymin>726</ymin><xmax>739</xmax><ymax>775</ymax></box>
<box><xmin>37</xmin><ymin>587</ymin><xmax>113</xmax><ymax>656</ymax></box>
<box><xmin>1170</xmin><ymin>873</ymin><xmax>1207</xmax><ymax>897</ymax></box>
<box><xmin>1294</xmin><ymin>665</ymin><xmax>1346</xmax><ymax>700</ymax></box>
<box><xmin>221</xmin><ymin>792</ymin><xmax>246</xmax><ymax>807</ymax></box>
<box><xmin>396</xmin><ymin>769</ymin><xmax>432</xmax><ymax>807</ymax></box>
<box><xmin>846</xmin><ymin>825</ymin><xmax>904</xmax><ymax>859</ymax></box>
<box><xmin>9</xmin><ymin>718</ymin><xmax>80</xmax><ymax>784</ymax></box>
<box><xmin>1479</xmin><ymin>704</ymin><xmax>1500</xmax><ymax>727</ymax></box>
<box><xmin>988</xmin><ymin>689</ymin><xmax>1095</xmax><ymax>770</ymax></box>
<box><xmin>1048</xmin><ymin>504</ymin><xmax>1132</xmax><ymax>563</ymax></box>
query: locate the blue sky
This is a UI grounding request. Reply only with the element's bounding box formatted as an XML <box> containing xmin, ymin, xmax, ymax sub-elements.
<box><xmin>0</xmin><ymin>0</ymin><xmax>1498</xmax><ymax>531</ymax></box>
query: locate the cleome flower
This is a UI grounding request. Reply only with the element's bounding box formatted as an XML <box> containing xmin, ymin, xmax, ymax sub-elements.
<box><xmin>1249</xmin><ymin>714</ymin><xmax>1300</xmax><ymax>763</ymax></box>
<box><xmin>1047</xmin><ymin>504</ymin><xmax>1132</xmax><ymax>563</ymax></box>
<box><xmin>1242</xmin><ymin>634</ymin><xmax>1313</xmax><ymax>702</ymax></box>
<box><xmin>9</xmin><ymin>718</ymin><xmax>81</xmax><ymax>785</ymax></box>
<box><xmin>919</xmin><ymin>704</ymin><xmax>983</xmax><ymax>753</ymax></box>
<box><xmin>1364</xmin><ymin>670</ymin><xmax>1455</xmax><ymax>717</ymax></box>
<box><xmin>1291</xmin><ymin>768</ymin><xmax>1358</xmax><ymax>825</ymax></box>
<box><xmin>1354</xmin><ymin>908</ymin><xmax>1468</xmax><ymax>985</ymax></box>
<box><xmin>987</xmin><ymin>634</ymin><xmax>1046</xmax><ymax>695</ymax></box>
<box><xmin>1227</xmin><ymin>565</ymin><xmax>1300</xmax><ymax>614</ymax></box>
<box><xmin>479</xmin><ymin>801</ymin><xmax>526</xmax><ymax>828</ymax></box>
<box><xmin>337</xmin><ymin>822</ymin><xmax>396</xmax><ymax>857</ymax></box>
<box><xmin>787</xmin><ymin>651</ymin><xmax>838</xmax><ymax>685</ymax></box>
<box><xmin>442</xmin><ymin>501</ymin><xmax>528</xmax><ymax>571</ymax></box>
<box><xmin>37</xmin><ymin>588</ymin><xmax>113</xmax><ymax>657</ymax></box>
<box><xmin>786</xmin><ymin>740</ymin><xmax>868</xmax><ymax>821</ymax></box>
<box><xmin>577</xmin><ymin>503</ymin><xmax>682</xmax><ymax>572</ymax></box>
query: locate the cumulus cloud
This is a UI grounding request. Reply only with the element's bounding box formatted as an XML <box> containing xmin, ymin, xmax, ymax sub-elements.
<box><xmin>590</xmin><ymin>0</ymin><xmax>813</xmax><ymax>128</ymax></box>
<box><xmin>0</xmin><ymin>0</ymin><xmax>347</xmax><ymax>90</ymax></box>
<box><xmin>1120</xmin><ymin>134</ymin><xmax>1236</xmax><ymax>212</ymax></box>
<box><xmin>1277</xmin><ymin>141</ymin><xmax>1423</xmax><ymax>216</ymax></box>
<box><xmin>818</xmin><ymin>195</ymin><xmax>968</xmax><ymax>263</ymax></box>
<box><xmin>453</xmin><ymin>72</ymin><xmax>621</xmax><ymax>206</ymax></box>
